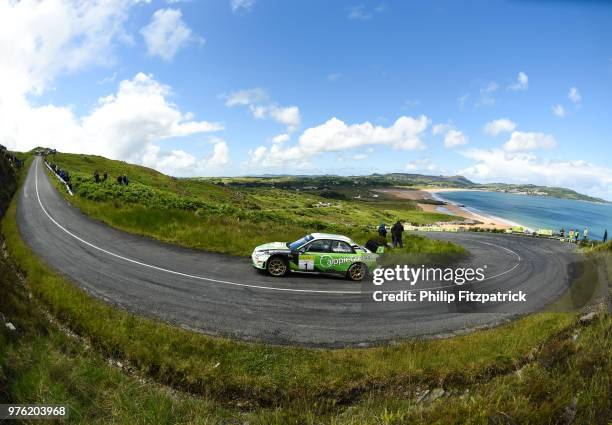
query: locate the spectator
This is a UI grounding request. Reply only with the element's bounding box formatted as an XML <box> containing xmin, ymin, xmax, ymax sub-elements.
<box><xmin>365</xmin><ymin>239</ymin><xmax>379</xmax><ymax>253</ymax></box>
<box><xmin>604</xmin><ymin>229</ymin><xmax>608</xmax><ymax>243</ymax></box>
<box><xmin>122</xmin><ymin>175</ymin><xmax>129</xmax><ymax>185</ymax></box>
<box><xmin>103</xmin><ymin>171</ymin><xmax>108</xmax><ymax>181</ymax></box>
<box><xmin>94</xmin><ymin>170</ymin><xmax>100</xmax><ymax>183</ymax></box>
<box><xmin>377</xmin><ymin>223</ymin><xmax>387</xmax><ymax>239</ymax></box>
<box><xmin>117</xmin><ymin>175</ymin><xmax>123</xmax><ymax>185</ymax></box>
<box><xmin>391</xmin><ymin>220</ymin><xmax>404</xmax><ymax>249</ymax></box>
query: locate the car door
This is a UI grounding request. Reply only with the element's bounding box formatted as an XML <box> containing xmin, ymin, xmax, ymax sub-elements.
<box><xmin>325</xmin><ymin>240</ymin><xmax>357</xmax><ymax>274</ymax></box>
<box><xmin>300</xmin><ymin>239</ymin><xmax>332</xmax><ymax>272</ymax></box>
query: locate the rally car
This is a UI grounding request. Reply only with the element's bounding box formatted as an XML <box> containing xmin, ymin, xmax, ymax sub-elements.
<box><xmin>251</xmin><ymin>233</ymin><xmax>380</xmax><ymax>281</ymax></box>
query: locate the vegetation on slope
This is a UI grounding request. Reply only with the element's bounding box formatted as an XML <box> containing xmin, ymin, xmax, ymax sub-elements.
<box><xmin>0</xmin><ymin>154</ymin><xmax>608</xmax><ymax>423</ymax></box>
<box><xmin>46</xmin><ymin>153</ymin><xmax>460</xmax><ymax>256</ymax></box>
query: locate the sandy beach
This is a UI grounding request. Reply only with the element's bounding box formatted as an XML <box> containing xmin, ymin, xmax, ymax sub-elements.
<box><xmin>375</xmin><ymin>188</ymin><xmax>513</xmax><ymax>230</ymax></box>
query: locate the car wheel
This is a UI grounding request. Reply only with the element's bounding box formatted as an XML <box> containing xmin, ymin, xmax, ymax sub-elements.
<box><xmin>347</xmin><ymin>262</ymin><xmax>366</xmax><ymax>281</ymax></box>
<box><xmin>267</xmin><ymin>256</ymin><xmax>288</xmax><ymax>277</ymax></box>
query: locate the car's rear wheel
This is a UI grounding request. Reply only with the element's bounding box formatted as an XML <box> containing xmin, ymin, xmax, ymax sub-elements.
<box><xmin>267</xmin><ymin>256</ymin><xmax>288</xmax><ymax>277</ymax></box>
<box><xmin>347</xmin><ymin>262</ymin><xmax>366</xmax><ymax>281</ymax></box>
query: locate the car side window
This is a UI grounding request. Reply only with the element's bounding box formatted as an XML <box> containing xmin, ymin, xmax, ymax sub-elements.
<box><xmin>305</xmin><ymin>240</ymin><xmax>331</xmax><ymax>253</ymax></box>
<box><xmin>331</xmin><ymin>241</ymin><xmax>354</xmax><ymax>253</ymax></box>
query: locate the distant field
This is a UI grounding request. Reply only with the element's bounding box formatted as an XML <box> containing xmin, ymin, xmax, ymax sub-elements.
<box><xmin>46</xmin><ymin>153</ymin><xmax>461</xmax><ymax>257</ymax></box>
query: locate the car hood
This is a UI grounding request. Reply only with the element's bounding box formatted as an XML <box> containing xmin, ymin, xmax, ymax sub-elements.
<box><xmin>253</xmin><ymin>242</ymin><xmax>290</xmax><ymax>252</ymax></box>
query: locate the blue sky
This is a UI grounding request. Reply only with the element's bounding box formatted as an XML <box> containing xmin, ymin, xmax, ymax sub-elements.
<box><xmin>2</xmin><ymin>0</ymin><xmax>612</xmax><ymax>198</ymax></box>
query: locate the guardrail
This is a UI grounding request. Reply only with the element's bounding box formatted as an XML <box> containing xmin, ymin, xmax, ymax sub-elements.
<box><xmin>44</xmin><ymin>161</ymin><xmax>74</xmax><ymax>196</ymax></box>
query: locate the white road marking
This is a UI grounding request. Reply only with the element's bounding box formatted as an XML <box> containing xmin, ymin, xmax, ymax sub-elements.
<box><xmin>33</xmin><ymin>158</ymin><xmax>521</xmax><ymax>295</ymax></box>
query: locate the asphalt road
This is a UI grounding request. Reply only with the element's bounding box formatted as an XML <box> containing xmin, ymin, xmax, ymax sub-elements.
<box><xmin>17</xmin><ymin>157</ymin><xmax>580</xmax><ymax>347</ymax></box>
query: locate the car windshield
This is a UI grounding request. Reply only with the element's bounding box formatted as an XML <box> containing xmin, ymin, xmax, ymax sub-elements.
<box><xmin>288</xmin><ymin>234</ymin><xmax>314</xmax><ymax>250</ymax></box>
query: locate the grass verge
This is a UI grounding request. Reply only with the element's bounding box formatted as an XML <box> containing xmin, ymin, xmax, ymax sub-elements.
<box><xmin>1</xmin><ymin>157</ymin><xmax>609</xmax><ymax>423</ymax></box>
<box><xmin>2</xmin><ymin>160</ymin><xmax>576</xmax><ymax>404</ymax></box>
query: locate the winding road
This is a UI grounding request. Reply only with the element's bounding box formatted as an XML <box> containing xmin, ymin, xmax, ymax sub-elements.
<box><xmin>17</xmin><ymin>157</ymin><xmax>580</xmax><ymax>347</ymax></box>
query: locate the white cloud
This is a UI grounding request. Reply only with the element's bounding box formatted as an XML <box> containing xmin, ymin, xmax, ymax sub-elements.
<box><xmin>300</xmin><ymin>116</ymin><xmax>428</xmax><ymax>152</ymax></box>
<box><xmin>327</xmin><ymin>73</ymin><xmax>342</xmax><ymax>82</ymax></box>
<box><xmin>272</xmin><ymin>133</ymin><xmax>290</xmax><ymax>144</ymax></box>
<box><xmin>231</xmin><ymin>0</ymin><xmax>255</xmax><ymax>13</ymax></box>
<box><xmin>459</xmin><ymin>149</ymin><xmax>612</xmax><ymax>200</ymax></box>
<box><xmin>248</xmin><ymin>115</ymin><xmax>429</xmax><ymax>168</ymax></box>
<box><xmin>142</xmin><ymin>139</ymin><xmax>230</xmax><ymax>176</ymax></box>
<box><xmin>347</xmin><ymin>3</ymin><xmax>386</xmax><ymax>20</ymax></box>
<box><xmin>406</xmin><ymin>157</ymin><xmax>437</xmax><ymax>172</ymax></box>
<box><xmin>568</xmin><ymin>87</ymin><xmax>582</xmax><ymax>105</ymax></box>
<box><xmin>0</xmin><ymin>1</ymin><xmax>222</xmax><ymax>177</ymax></box>
<box><xmin>267</xmin><ymin>105</ymin><xmax>300</xmax><ymax>128</ymax></box>
<box><xmin>140</xmin><ymin>8</ymin><xmax>201</xmax><ymax>61</ymax></box>
<box><xmin>0</xmin><ymin>0</ymin><xmax>136</xmax><ymax>98</ymax></box>
<box><xmin>2</xmin><ymin>73</ymin><xmax>223</xmax><ymax>170</ymax></box>
<box><xmin>552</xmin><ymin>104</ymin><xmax>566</xmax><ymax>118</ymax></box>
<box><xmin>508</xmin><ymin>71</ymin><xmax>528</xmax><ymax>91</ymax></box>
<box><xmin>251</xmin><ymin>105</ymin><xmax>301</xmax><ymax>129</ymax></box>
<box><xmin>502</xmin><ymin>131</ymin><xmax>557</xmax><ymax>152</ymax></box>
<box><xmin>432</xmin><ymin>123</ymin><xmax>468</xmax><ymax>149</ymax></box>
<box><xmin>206</xmin><ymin>140</ymin><xmax>230</xmax><ymax>167</ymax></box>
<box><xmin>444</xmin><ymin>130</ymin><xmax>468</xmax><ymax>148</ymax></box>
<box><xmin>226</xmin><ymin>87</ymin><xmax>300</xmax><ymax>131</ymax></box>
<box><xmin>224</xmin><ymin>88</ymin><xmax>269</xmax><ymax>106</ymax></box>
<box><xmin>483</xmin><ymin>118</ymin><xmax>517</xmax><ymax>136</ymax></box>
<box><xmin>477</xmin><ymin>82</ymin><xmax>498</xmax><ymax>107</ymax></box>
<box><xmin>432</xmin><ymin>123</ymin><xmax>451</xmax><ymax>136</ymax></box>
<box><xmin>457</xmin><ymin>94</ymin><xmax>470</xmax><ymax>111</ymax></box>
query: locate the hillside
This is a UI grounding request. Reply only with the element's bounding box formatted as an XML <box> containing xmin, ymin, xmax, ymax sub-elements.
<box><xmin>208</xmin><ymin>173</ymin><xmax>607</xmax><ymax>203</ymax></box>
<box><xmin>43</xmin><ymin>152</ymin><xmax>459</xmax><ymax>256</ymax></box>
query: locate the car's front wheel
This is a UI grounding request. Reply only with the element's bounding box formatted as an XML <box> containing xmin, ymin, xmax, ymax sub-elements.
<box><xmin>266</xmin><ymin>256</ymin><xmax>288</xmax><ymax>277</ymax></box>
<box><xmin>347</xmin><ymin>262</ymin><xmax>366</xmax><ymax>281</ymax></box>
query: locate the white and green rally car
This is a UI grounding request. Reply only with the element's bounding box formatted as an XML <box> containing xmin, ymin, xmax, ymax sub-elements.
<box><xmin>251</xmin><ymin>233</ymin><xmax>380</xmax><ymax>281</ymax></box>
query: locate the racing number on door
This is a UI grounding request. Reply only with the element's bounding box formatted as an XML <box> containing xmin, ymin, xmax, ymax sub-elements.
<box><xmin>298</xmin><ymin>255</ymin><xmax>315</xmax><ymax>270</ymax></box>
<box><xmin>300</xmin><ymin>240</ymin><xmax>332</xmax><ymax>271</ymax></box>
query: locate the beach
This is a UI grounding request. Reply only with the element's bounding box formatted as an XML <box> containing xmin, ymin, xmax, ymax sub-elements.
<box><xmin>376</xmin><ymin>188</ymin><xmax>514</xmax><ymax>230</ymax></box>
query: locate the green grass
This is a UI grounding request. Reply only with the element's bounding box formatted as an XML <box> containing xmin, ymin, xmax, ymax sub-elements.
<box><xmin>47</xmin><ymin>153</ymin><xmax>460</xmax><ymax>256</ymax></box>
<box><xmin>2</xmin><ymin>247</ymin><xmax>609</xmax><ymax>424</ymax></box>
<box><xmin>2</xmin><ymin>156</ymin><xmax>609</xmax><ymax>423</ymax></box>
<box><xmin>2</xmin><ymin>157</ymin><xmax>578</xmax><ymax>405</ymax></box>
<box><xmin>378</xmin><ymin>233</ymin><xmax>469</xmax><ymax>266</ymax></box>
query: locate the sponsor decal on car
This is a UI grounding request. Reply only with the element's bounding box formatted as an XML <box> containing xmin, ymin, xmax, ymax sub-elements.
<box><xmin>319</xmin><ymin>256</ymin><xmax>354</xmax><ymax>268</ymax></box>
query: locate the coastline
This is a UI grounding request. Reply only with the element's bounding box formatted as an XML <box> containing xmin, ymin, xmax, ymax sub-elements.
<box><xmin>377</xmin><ymin>188</ymin><xmax>526</xmax><ymax>231</ymax></box>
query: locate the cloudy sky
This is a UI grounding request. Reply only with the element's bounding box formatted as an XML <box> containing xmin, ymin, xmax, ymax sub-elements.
<box><xmin>1</xmin><ymin>0</ymin><xmax>611</xmax><ymax>199</ymax></box>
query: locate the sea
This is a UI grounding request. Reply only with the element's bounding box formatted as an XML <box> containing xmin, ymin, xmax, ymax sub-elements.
<box><xmin>434</xmin><ymin>190</ymin><xmax>612</xmax><ymax>241</ymax></box>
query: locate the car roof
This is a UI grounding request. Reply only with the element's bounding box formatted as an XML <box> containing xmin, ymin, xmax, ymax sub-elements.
<box><xmin>310</xmin><ymin>233</ymin><xmax>355</xmax><ymax>244</ymax></box>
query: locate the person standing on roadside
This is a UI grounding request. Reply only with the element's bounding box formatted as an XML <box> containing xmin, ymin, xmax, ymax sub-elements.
<box><xmin>391</xmin><ymin>220</ymin><xmax>404</xmax><ymax>249</ymax></box>
<box><xmin>603</xmin><ymin>229</ymin><xmax>607</xmax><ymax>243</ymax></box>
<box><xmin>378</xmin><ymin>223</ymin><xmax>387</xmax><ymax>239</ymax></box>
